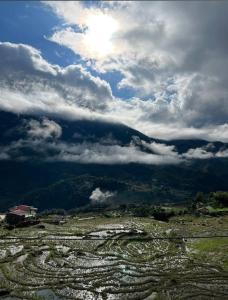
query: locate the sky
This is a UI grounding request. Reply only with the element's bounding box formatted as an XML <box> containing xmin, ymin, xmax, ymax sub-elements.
<box><xmin>0</xmin><ymin>1</ymin><xmax>228</xmax><ymax>143</ymax></box>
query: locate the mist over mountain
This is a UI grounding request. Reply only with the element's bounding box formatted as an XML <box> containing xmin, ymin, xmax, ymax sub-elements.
<box><xmin>1</xmin><ymin>3</ymin><xmax>228</xmax><ymax>300</ymax></box>
<box><xmin>1</xmin><ymin>2</ymin><xmax>228</xmax><ymax>211</ymax></box>
<box><xmin>0</xmin><ymin>110</ymin><xmax>227</xmax><ymax>211</ymax></box>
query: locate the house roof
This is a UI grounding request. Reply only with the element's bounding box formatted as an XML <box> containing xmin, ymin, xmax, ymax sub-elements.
<box><xmin>10</xmin><ymin>205</ymin><xmax>37</xmax><ymax>213</ymax></box>
<box><xmin>8</xmin><ymin>210</ymin><xmax>27</xmax><ymax>216</ymax></box>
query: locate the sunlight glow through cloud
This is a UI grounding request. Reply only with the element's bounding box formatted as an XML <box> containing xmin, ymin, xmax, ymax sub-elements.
<box><xmin>82</xmin><ymin>12</ymin><xmax>119</xmax><ymax>58</ymax></box>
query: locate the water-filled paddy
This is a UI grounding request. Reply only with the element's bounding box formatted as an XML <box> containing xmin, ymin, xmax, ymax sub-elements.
<box><xmin>0</xmin><ymin>216</ymin><xmax>227</xmax><ymax>299</ymax></box>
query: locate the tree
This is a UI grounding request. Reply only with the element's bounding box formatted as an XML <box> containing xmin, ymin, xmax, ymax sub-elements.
<box><xmin>195</xmin><ymin>192</ymin><xmax>205</xmax><ymax>204</ymax></box>
<box><xmin>191</xmin><ymin>192</ymin><xmax>205</xmax><ymax>211</ymax></box>
<box><xmin>133</xmin><ymin>206</ymin><xmax>150</xmax><ymax>217</ymax></box>
<box><xmin>209</xmin><ymin>191</ymin><xmax>228</xmax><ymax>207</ymax></box>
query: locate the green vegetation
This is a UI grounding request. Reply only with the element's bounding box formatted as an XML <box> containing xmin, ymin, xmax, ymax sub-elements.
<box><xmin>188</xmin><ymin>191</ymin><xmax>228</xmax><ymax>216</ymax></box>
<box><xmin>1</xmin><ymin>156</ymin><xmax>228</xmax><ymax>212</ymax></box>
<box><xmin>192</xmin><ymin>238</ymin><xmax>228</xmax><ymax>252</ymax></box>
<box><xmin>209</xmin><ymin>191</ymin><xmax>228</xmax><ymax>207</ymax></box>
<box><xmin>189</xmin><ymin>237</ymin><xmax>228</xmax><ymax>272</ymax></box>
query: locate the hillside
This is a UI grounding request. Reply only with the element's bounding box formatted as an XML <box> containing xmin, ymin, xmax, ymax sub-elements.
<box><xmin>0</xmin><ymin>110</ymin><xmax>228</xmax><ymax>211</ymax></box>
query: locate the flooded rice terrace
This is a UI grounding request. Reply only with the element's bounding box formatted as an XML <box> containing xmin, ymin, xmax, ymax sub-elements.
<box><xmin>0</xmin><ymin>216</ymin><xmax>227</xmax><ymax>299</ymax></box>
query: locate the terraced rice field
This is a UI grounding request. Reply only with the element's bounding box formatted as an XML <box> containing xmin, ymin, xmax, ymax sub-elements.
<box><xmin>0</xmin><ymin>215</ymin><xmax>227</xmax><ymax>299</ymax></box>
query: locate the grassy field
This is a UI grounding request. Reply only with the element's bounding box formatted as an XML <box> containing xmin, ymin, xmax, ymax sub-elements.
<box><xmin>0</xmin><ymin>215</ymin><xmax>227</xmax><ymax>299</ymax></box>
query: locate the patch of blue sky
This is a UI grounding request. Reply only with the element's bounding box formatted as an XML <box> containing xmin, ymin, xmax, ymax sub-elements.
<box><xmin>73</xmin><ymin>56</ymin><xmax>135</xmax><ymax>99</ymax></box>
<box><xmin>0</xmin><ymin>1</ymin><xmax>81</xmax><ymax>67</ymax></box>
<box><xmin>96</xmin><ymin>70</ymin><xmax>135</xmax><ymax>99</ymax></box>
<box><xmin>163</xmin><ymin>77</ymin><xmax>177</xmax><ymax>103</ymax></box>
<box><xmin>0</xmin><ymin>1</ymin><xmax>135</xmax><ymax>100</ymax></box>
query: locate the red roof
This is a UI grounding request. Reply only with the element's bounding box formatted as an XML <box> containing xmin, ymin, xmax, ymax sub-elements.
<box><xmin>15</xmin><ymin>205</ymin><xmax>31</xmax><ymax>211</ymax></box>
<box><xmin>10</xmin><ymin>205</ymin><xmax>37</xmax><ymax>213</ymax></box>
<box><xmin>9</xmin><ymin>209</ymin><xmax>27</xmax><ymax>216</ymax></box>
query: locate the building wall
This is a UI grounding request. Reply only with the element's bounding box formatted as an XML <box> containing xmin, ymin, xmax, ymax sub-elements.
<box><xmin>0</xmin><ymin>214</ymin><xmax>6</xmax><ymax>222</ymax></box>
<box><xmin>6</xmin><ymin>213</ymin><xmax>25</xmax><ymax>225</ymax></box>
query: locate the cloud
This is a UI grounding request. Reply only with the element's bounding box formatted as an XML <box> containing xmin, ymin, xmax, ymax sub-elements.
<box><xmin>1</xmin><ymin>28</ymin><xmax>228</xmax><ymax>142</ymax></box>
<box><xmin>44</xmin><ymin>1</ymin><xmax>228</xmax><ymax>142</ymax></box>
<box><xmin>183</xmin><ymin>147</ymin><xmax>214</xmax><ymax>160</ymax></box>
<box><xmin>25</xmin><ymin>118</ymin><xmax>62</xmax><ymax>140</ymax></box>
<box><xmin>141</xmin><ymin>141</ymin><xmax>177</xmax><ymax>157</ymax></box>
<box><xmin>46</xmin><ymin>2</ymin><xmax>121</xmax><ymax>60</ymax></box>
<box><xmin>89</xmin><ymin>187</ymin><xmax>115</xmax><ymax>204</ymax></box>
<box><xmin>0</xmin><ymin>153</ymin><xmax>10</xmax><ymax>160</ymax></box>
<box><xmin>49</xmin><ymin>141</ymin><xmax>182</xmax><ymax>165</ymax></box>
<box><xmin>0</xmin><ymin>42</ymin><xmax>113</xmax><ymax>119</ymax></box>
<box><xmin>0</xmin><ymin>125</ymin><xmax>227</xmax><ymax>165</ymax></box>
<box><xmin>216</xmin><ymin>149</ymin><xmax>228</xmax><ymax>158</ymax></box>
<box><xmin>0</xmin><ymin>41</ymin><xmax>57</xmax><ymax>75</ymax></box>
<box><xmin>0</xmin><ymin>134</ymin><xmax>182</xmax><ymax>165</ymax></box>
<box><xmin>134</xmin><ymin>123</ymin><xmax>228</xmax><ymax>143</ymax></box>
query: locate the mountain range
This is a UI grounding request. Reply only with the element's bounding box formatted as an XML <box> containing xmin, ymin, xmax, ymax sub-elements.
<box><xmin>0</xmin><ymin>110</ymin><xmax>227</xmax><ymax>211</ymax></box>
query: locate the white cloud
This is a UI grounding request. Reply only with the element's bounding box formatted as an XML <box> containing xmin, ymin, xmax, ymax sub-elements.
<box><xmin>89</xmin><ymin>187</ymin><xmax>115</xmax><ymax>204</ymax></box>
<box><xmin>0</xmin><ymin>42</ymin><xmax>113</xmax><ymax>118</ymax></box>
<box><xmin>183</xmin><ymin>147</ymin><xmax>214</xmax><ymax>160</ymax></box>
<box><xmin>0</xmin><ymin>136</ymin><xmax>182</xmax><ymax>165</ymax></box>
<box><xmin>0</xmin><ymin>129</ymin><xmax>227</xmax><ymax>164</ymax></box>
<box><xmin>50</xmin><ymin>141</ymin><xmax>181</xmax><ymax>165</ymax></box>
<box><xmin>141</xmin><ymin>141</ymin><xmax>177</xmax><ymax>157</ymax></box>
<box><xmin>133</xmin><ymin>123</ymin><xmax>228</xmax><ymax>143</ymax></box>
<box><xmin>216</xmin><ymin>149</ymin><xmax>228</xmax><ymax>158</ymax></box>
<box><xmin>0</xmin><ymin>37</ymin><xmax>228</xmax><ymax>143</ymax></box>
<box><xmin>45</xmin><ymin>1</ymin><xmax>228</xmax><ymax>142</ymax></box>
<box><xmin>46</xmin><ymin>1</ymin><xmax>122</xmax><ymax>60</ymax></box>
<box><xmin>26</xmin><ymin>118</ymin><xmax>62</xmax><ymax>139</ymax></box>
<box><xmin>0</xmin><ymin>41</ymin><xmax>57</xmax><ymax>75</ymax></box>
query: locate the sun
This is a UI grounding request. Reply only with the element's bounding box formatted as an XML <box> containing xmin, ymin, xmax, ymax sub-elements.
<box><xmin>83</xmin><ymin>13</ymin><xmax>119</xmax><ymax>58</ymax></box>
